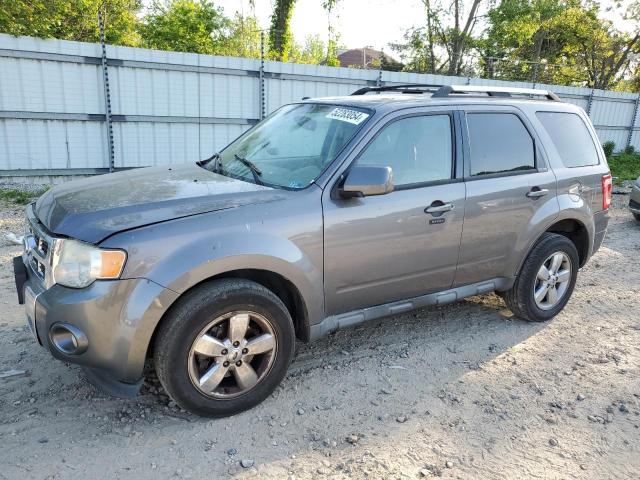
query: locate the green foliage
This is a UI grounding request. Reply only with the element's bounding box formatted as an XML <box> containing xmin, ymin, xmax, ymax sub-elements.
<box><xmin>0</xmin><ymin>0</ymin><xmax>142</xmax><ymax>46</ymax></box>
<box><xmin>380</xmin><ymin>55</ymin><xmax>404</xmax><ymax>72</ymax></box>
<box><xmin>392</xmin><ymin>0</ymin><xmax>482</xmax><ymax>76</ymax></box>
<box><xmin>288</xmin><ymin>35</ymin><xmax>326</xmax><ymax>65</ymax></box>
<box><xmin>603</xmin><ymin>141</ymin><xmax>616</xmax><ymax>157</ymax></box>
<box><xmin>481</xmin><ymin>0</ymin><xmax>640</xmax><ymax>89</ymax></box>
<box><xmin>624</xmin><ymin>145</ymin><xmax>636</xmax><ymax>155</ymax></box>
<box><xmin>139</xmin><ymin>0</ymin><xmax>230</xmax><ymax>54</ymax></box>
<box><xmin>215</xmin><ymin>14</ymin><xmax>262</xmax><ymax>59</ymax></box>
<box><xmin>268</xmin><ymin>0</ymin><xmax>296</xmax><ymax>61</ymax></box>
<box><xmin>0</xmin><ymin>188</ymin><xmax>47</xmax><ymax>205</ymax></box>
<box><xmin>607</xmin><ymin>153</ymin><xmax>640</xmax><ymax>181</ymax></box>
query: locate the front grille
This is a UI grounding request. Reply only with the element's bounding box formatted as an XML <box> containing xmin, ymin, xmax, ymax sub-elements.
<box><xmin>24</xmin><ymin>209</ymin><xmax>54</xmax><ymax>285</ymax></box>
<box><xmin>27</xmin><ymin>224</ymin><xmax>50</xmax><ymax>258</ymax></box>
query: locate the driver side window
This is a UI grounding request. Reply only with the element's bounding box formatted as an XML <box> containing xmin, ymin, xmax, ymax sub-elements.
<box><xmin>356</xmin><ymin>114</ymin><xmax>453</xmax><ymax>187</ymax></box>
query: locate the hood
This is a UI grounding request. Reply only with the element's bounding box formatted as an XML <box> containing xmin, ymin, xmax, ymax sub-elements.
<box><xmin>35</xmin><ymin>163</ymin><xmax>286</xmax><ymax>243</ymax></box>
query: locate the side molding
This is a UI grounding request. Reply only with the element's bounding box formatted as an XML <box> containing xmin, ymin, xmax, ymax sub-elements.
<box><xmin>309</xmin><ymin>277</ymin><xmax>515</xmax><ymax>340</ymax></box>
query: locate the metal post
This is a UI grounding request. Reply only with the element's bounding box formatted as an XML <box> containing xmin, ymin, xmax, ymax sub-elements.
<box><xmin>627</xmin><ymin>94</ymin><xmax>640</xmax><ymax>149</ymax></box>
<box><xmin>98</xmin><ymin>10</ymin><xmax>115</xmax><ymax>172</ymax></box>
<box><xmin>531</xmin><ymin>62</ymin><xmax>539</xmax><ymax>87</ymax></box>
<box><xmin>259</xmin><ymin>31</ymin><xmax>266</xmax><ymax>121</ymax></box>
<box><xmin>586</xmin><ymin>88</ymin><xmax>595</xmax><ymax>117</ymax></box>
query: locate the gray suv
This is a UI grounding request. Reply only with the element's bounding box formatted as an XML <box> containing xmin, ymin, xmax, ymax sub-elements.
<box><xmin>14</xmin><ymin>85</ymin><xmax>612</xmax><ymax>417</ymax></box>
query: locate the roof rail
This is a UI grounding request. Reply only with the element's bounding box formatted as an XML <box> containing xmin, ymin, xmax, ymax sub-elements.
<box><xmin>432</xmin><ymin>85</ymin><xmax>561</xmax><ymax>101</ymax></box>
<box><xmin>351</xmin><ymin>84</ymin><xmax>442</xmax><ymax>95</ymax></box>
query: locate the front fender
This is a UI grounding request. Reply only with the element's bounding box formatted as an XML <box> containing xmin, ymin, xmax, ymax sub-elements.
<box><xmin>101</xmin><ymin>195</ymin><xmax>325</xmax><ymax>329</ymax></box>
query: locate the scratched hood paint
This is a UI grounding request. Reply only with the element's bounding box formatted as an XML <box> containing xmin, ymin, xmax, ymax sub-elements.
<box><xmin>35</xmin><ymin>163</ymin><xmax>282</xmax><ymax>243</ymax></box>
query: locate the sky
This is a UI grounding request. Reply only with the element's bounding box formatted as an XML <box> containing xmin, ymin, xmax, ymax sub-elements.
<box><xmin>213</xmin><ymin>0</ymin><xmax>636</xmax><ymax>54</ymax></box>
<box><xmin>215</xmin><ymin>0</ymin><xmax>428</xmax><ymax>52</ymax></box>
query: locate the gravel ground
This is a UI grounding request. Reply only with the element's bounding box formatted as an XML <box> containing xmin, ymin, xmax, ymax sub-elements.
<box><xmin>0</xmin><ymin>195</ymin><xmax>638</xmax><ymax>480</ymax></box>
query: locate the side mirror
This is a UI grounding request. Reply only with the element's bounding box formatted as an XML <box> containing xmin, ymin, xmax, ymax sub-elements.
<box><xmin>340</xmin><ymin>165</ymin><xmax>394</xmax><ymax>198</ymax></box>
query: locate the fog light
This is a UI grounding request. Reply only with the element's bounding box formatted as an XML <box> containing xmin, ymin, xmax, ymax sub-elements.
<box><xmin>49</xmin><ymin>323</ymin><xmax>88</xmax><ymax>355</ymax></box>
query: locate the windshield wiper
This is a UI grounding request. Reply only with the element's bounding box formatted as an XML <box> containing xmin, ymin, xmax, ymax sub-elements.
<box><xmin>197</xmin><ymin>152</ymin><xmax>224</xmax><ymax>175</ymax></box>
<box><xmin>233</xmin><ymin>154</ymin><xmax>263</xmax><ymax>185</ymax></box>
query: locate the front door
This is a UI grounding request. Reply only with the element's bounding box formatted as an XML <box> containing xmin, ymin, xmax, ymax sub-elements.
<box><xmin>323</xmin><ymin>111</ymin><xmax>465</xmax><ymax>315</ymax></box>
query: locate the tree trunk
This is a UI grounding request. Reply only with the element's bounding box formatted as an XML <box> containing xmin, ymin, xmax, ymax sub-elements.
<box><xmin>530</xmin><ymin>28</ymin><xmax>546</xmax><ymax>82</ymax></box>
<box><xmin>447</xmin><ymin>0</ymin><xmax>482</xmax><ymax>76</ymax></box>
<box><xmin>269</xmin><ymin>0</ymin><xmax>296</xmax><ymax>61</ymax></box>
<box><xmin>424</xmin><ymin>0</ymin><xmax>437</xmax><ymax>74</ymax></box>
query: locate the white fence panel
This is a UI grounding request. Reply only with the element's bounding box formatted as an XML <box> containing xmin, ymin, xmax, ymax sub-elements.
<box><xmin>1</xmin><ymin>33</ymin><xmax>639</xmax><ymax>177</ymax></box>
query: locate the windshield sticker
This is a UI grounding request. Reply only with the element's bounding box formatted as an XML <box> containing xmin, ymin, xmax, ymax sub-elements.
<box><xmin>326</xmin><ymin>108</ymin><xmax>369</xmax><ymax>125</ymax></box>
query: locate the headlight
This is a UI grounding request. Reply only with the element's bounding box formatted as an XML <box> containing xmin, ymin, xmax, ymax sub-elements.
<box><xmin>52</xmin><ymin>239</ymin><xmax>126</xmax><ymax>288</ymax></box>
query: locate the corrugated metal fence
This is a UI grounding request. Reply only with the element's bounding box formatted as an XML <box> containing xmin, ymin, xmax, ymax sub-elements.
<box><xmin>1</xmin><ymin>33</ymin><xmax>639</xmax><ymax>177</ymax></box>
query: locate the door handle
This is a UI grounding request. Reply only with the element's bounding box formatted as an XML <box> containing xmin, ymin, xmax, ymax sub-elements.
<box><xmin>526</xmin><ymin>188</ymin><xmax>549</xmax><ymax>199</ymax></box>
<box><xmin>425</xmin><ymin>202</ymin><xmax>454</xmax><ymax>214</ymax></box>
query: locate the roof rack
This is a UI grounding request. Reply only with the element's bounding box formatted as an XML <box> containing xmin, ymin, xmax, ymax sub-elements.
<box><xmin>432</xmin><ymin>85</ymin><xmax>561</xmax><ymax>101</ymax></box>
<box><xmin>350</xmin><ymin>83</ymin><xmax>561</xmax><ymax>101</ymax></box>
<box><xmin>351</xmin><ymin>84</ymin><xmax>442</xmax><ymax>95</ymax></box>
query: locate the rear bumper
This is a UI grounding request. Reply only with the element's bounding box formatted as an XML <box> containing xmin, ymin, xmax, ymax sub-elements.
<box><xmin>591</xmin><ymin>209</ymin><xmax>610</xmax><ymax>257</ymax></box>
<box><xmin>15</xmin><ymin>255</ymin><xmax>179</xmax><ymax>394</ymax></box>
<box><xmin>629</xmin><ymin>184</ymin><xmax>640</xmax><ymax>214</ymax></box>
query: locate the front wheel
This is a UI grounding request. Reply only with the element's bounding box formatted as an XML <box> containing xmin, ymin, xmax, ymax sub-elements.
<box><xmin>634</xmin><ymin>212</ymin><xmax>640</xmax><ymax>223</ymax></box>
<box><xmin>154</xmin><ymin>279</ymin><xmax>295</xmax><ymax>417</ymax></box>
<box><xmin>503</xmin><ymin>233</ymin><xmax>579</xmax><ymax>322</ymax></box>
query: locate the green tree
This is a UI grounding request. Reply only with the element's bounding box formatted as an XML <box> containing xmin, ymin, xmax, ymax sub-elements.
<box><xmin>482</xmin><ymin>0</ymin><xmax>640</xmax><ymax>88</ymax></box>
<box><xmin>0</xmin><ymin>0</ymin><xmax>141</xmax><ymax>45</ymax></box>
<box><xmin>139</xmin><ymin>0</ymin><xmax>230</xmax><ymax>54</ymax></box>
<box><xmin>269</xmin><ymin>0</ymin><xmax>296</xmax><ymax>61</ymax></box>
<box><xmin>289</xmin><ymin>35</ymin><xmax>328</xmax><ymax>64</ymax></box>
<box><xmin>392</xmin><ymin>0</ymin><xmax>483</xmax><ymax>75</ymax></box>
<box><xmin>216</xmin><ymin>14</ymin><xmax>262</xmax><ymax>59</ymax></box>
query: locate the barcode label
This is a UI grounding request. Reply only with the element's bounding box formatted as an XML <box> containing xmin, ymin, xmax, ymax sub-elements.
<box><xmin>326</xmin><ymin>108</ymin><xmax>369</xmax><ymax>125</ymax></box>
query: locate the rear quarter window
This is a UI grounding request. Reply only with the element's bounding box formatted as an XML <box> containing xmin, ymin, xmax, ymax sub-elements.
<box><xmin>536</xmin><ymin>112</ymin><xmax>599</xmax><ymax>168</ymax></box>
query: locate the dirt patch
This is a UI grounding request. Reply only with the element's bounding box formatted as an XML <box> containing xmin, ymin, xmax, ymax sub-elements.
<box><xmin>0</xmin><ymin>196</ymin><xmax>638</xmax><ymax>479</ymax></box>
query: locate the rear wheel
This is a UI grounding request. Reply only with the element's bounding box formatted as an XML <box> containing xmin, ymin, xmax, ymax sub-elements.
<box><xmin>503</xmin><ymin>233</ymin><xmax>579</xmax><ymax>322</ymax></box>
<box><xmin>154</xmin><ymin>279</ymin><xmax>295</xmax><ymax>417</ymax></box>
<box><xmin>634</xmin><ymin>213</ymin><xmax>640</xmax><ymax>222</ymax></box>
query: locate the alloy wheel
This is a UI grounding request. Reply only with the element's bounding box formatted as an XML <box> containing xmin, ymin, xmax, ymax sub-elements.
<box><xmin>187</xmin><ymin>311</ymin><xmax>277</xmax><ymax>398</ymax></box>
<box><xmin>533</xmin><ymin>251</ymin><xmax>572</xmax><ymax>310</ymax></box>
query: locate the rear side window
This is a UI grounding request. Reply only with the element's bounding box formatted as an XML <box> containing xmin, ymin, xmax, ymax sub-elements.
<box><xmin>536</xmin><ymin>112</ymin><xmax>599</xmax><ymax>167</ymax></box>
<box><xmin>467</xmin><ymin>113</ymin><xmax>535</xmax><ymax>176</ymax></box>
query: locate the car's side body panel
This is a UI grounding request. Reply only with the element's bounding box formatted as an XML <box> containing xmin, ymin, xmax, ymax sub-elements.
<box><xmin>321</xmin><ymin>106</ymin><xmax>466</xmax><ymax>315</ymax></box>
<box><xmin>454</xmin><ymin>104</ymin><xmax>561</xmax><ymax>285</ymax></box>
<box><xmin>101</xmin><ymin>186</ymin><xmax>326</xmax><ymax>328</ymax></box>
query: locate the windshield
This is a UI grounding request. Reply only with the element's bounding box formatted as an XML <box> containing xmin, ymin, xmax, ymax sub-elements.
<box><xmin>202</xmin><ymin>103</ymin><xmax>371</xmax><ymax>189</ymax></box>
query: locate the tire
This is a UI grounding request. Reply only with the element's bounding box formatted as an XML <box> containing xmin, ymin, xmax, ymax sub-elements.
<box><xmin>154</xmin><ymin>278</ymin><xmax>295</xmax><ymax>417</ymax></box>
<box><xmin>503</xmin><ymin>233</ymin><xmax>579</xmax><ymax>322</ymax></box>
<box><xmin>634</xmin><ymin>213</ymin><xmax>640</xmax><ymax>223</ymax></box>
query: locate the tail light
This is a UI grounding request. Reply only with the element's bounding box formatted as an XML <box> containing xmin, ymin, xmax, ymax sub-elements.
<box><xmin>601</xmin><ymin>174</ymin><xmax>612</xmax><ymax>210</ymax></box>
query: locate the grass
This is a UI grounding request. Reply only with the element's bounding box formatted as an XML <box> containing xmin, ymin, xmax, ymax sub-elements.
<box><xmin>0</xmin><ymin>188</ymin><xmax>48</xmax><ymax>205</ymax></box>
<box><xmin>607</xmin><ymin>153</ymin><xmax>640</xmax><ymax>183</ymax></box>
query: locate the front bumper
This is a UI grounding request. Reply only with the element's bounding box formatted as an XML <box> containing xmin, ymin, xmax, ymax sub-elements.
<box><xmin>14</xmin><ymin>255</ymin><xmax>179</xmax><ymax>396</ymax></box>
<box><xmin>629</xmin><ymin>183</ymin><xmax>640</xmax><ymax>215</ymax></box>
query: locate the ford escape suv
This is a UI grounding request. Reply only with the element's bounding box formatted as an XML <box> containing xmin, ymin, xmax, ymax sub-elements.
<box><xmin>14</xmin><ymin>84</ymin><xmax>611</xmax><ymax>417</ymax></box>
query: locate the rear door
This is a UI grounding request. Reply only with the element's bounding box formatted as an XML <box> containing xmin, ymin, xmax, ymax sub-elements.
<box><xmin>454</xmin><ymin>107</ymin><xmax>558</xmax><ymax>286</ymax></box>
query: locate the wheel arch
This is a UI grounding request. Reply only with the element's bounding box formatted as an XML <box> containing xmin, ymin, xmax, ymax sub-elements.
<box><xmin>544</xmin><ymin>218</ymin><xmax>590</xmax><ymax>267</ymax></box>
<box><xmin>146</xmin><ymin>268</ymin><xmax>311</xmax><ymax>361</ymax></box>
<box><xmin>515</xmin><ymin>217</ymin><xmax>591</xmax><ymax>278</ymax></box>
